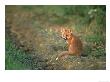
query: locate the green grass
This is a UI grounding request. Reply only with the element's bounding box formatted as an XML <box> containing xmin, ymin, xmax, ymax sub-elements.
<box><xmin>5</xmin><ymin>5</ymin><xmax>106</xmax><ymax>70</ymax></box>
<box><xmin>5</xmin><ymin>38</ymin><xmax>32</xmax><ymax>70</ymax></box>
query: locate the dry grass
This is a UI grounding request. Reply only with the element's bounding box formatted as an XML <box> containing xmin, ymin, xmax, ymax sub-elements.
<box><xmin>5</xmin><ymin>5</ymin><xmax>106</xmax><ymax>70</ymax></box>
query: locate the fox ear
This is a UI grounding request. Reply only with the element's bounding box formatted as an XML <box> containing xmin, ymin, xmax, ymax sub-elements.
<box><xmin>68</xmin><ymin>29</ymin><xmax>72</xmax><ymax>33</ymax></box>
<box><xmin>61</xmin><ymin>28</ymin><xmax>63</xmax><ymax>32</ymax></box>
<box><xmin>61</xmin><ymin>28</ymin><xmax>65</xmax><ymax>32</ymax></box>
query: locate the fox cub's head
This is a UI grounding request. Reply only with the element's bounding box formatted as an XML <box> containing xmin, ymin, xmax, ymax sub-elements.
<box><xmin>61</xmin><ymin>28</ymin><xmax>72</xmax><ymax>40</ymax></box>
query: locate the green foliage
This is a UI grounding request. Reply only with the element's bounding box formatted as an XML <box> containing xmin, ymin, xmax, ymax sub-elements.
<box><xmin>5</xmin><ymin>38</ymin><xmax>32</xmax><ymax>69</ymax></box>
<box><xmin>5</xmin><ymin>5</ymin><xmax>106</xmax><ymax>70</ymax></box>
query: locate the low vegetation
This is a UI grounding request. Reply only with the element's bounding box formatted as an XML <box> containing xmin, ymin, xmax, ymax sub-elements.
<box><xmin>5</xmin><ymin>5</ymin><xmax>106</xmax><ymax>70</ymax></box>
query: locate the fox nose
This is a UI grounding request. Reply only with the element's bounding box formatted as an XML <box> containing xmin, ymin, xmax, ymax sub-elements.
<box><xmin>62</xmin><ymin>37</ymin><xmax>67</xmax><ymax>40</ymax></box>
<box><xmin>63</xmin><ymin>38</ymin><xmax>67</xmax><ymax>40</ymax></box>
<box><xmin>60</xmin><ymin>35</ymin><xmax>67</xmax><ymax>40</ymax></box>
<box><xmin>61</xmin><ymin>36</ymin><xmax>66</xmax><ymax>40</ymax></box>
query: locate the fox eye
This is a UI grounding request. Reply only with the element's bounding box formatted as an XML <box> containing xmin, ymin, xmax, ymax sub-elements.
<box><xmin>66</xmin><ymin>35</ymin><xmax>68</xmax><ymax>37</ymax></box>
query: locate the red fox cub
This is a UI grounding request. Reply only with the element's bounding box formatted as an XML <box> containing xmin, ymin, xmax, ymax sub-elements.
<box><xmin>56</xmin><ymin>28</ymin><xmax>83</xmax><ymax>60</ymax></box>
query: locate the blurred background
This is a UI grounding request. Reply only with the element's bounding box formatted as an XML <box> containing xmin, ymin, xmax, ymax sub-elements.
<box><xmin>5</xmin><ymin>5</ymin><xmax>106</xmax><ymax>70</ymax></box>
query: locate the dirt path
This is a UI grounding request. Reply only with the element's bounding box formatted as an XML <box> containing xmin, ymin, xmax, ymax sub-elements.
<box><xmin>5</xmin><ymin>7</ymin><xmax>106</xmax><ymax>70</ymax></box>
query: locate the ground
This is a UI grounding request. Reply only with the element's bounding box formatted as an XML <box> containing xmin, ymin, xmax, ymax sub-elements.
<box><xmin>5</xmin><ymin>6</ymin><xmax>106</xmax><ymax>70</ymax></box>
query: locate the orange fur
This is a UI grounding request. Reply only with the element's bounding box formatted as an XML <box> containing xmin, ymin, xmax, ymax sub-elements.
<box><xmin>56</xmin><ymin>28</ymin><xmax>83</xmax><ymax>60</ymax></box>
